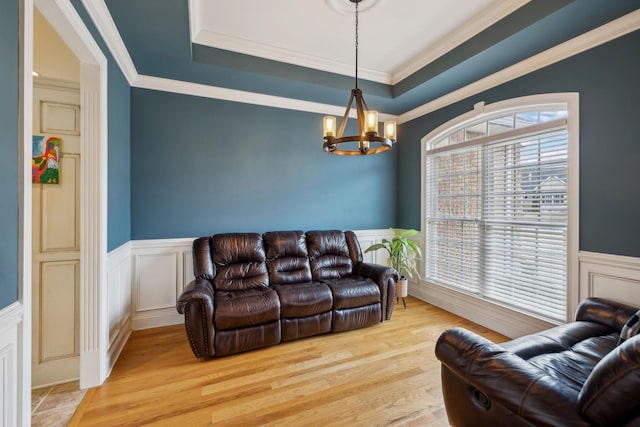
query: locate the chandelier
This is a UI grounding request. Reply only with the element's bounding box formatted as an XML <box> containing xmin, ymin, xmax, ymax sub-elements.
<box><xmin>322</xmin><ymin>0</ymin><xmax>396</xmax><ymax>155</ymax></box>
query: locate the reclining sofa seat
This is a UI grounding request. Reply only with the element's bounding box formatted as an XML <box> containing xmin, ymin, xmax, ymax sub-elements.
<box><xmin>177</xmin><ymin>230</ymin><xmax>398</xmax><ymax>358</ymax></box>
<box><xmin>435</xmin><ymin>297</ymin><xmax>640</xmax><ymax>427</ymax></box>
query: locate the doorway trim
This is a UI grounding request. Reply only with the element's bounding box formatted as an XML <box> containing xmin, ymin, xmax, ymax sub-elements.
<box><xmin>21</xmin><ymin>2</ymin><xmax>108</xmax><ymax>422</ymax></box>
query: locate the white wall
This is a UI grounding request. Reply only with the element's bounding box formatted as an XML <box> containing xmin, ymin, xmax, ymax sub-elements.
<box><xmin>33</xmin><ymin>8</ymin><xmax>80</xmax><ymax>82</ymax></box>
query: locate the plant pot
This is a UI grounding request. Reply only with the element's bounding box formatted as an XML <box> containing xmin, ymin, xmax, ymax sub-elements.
<box><xmin>396</xmin><ymin>277</ymin><xmax>408</xmax><ymax>298</ymax></box>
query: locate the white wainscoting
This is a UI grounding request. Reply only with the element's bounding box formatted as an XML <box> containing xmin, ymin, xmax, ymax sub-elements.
<box><xmin>579</xmin><ymin>251</ymin><xmax>640</xmax><ymax>308</ymax></box>
<box><xmin>0</xmin><ymin>302</ymin><xmax>22</xmax><ymax>427</ymax></box>
<box><xmin>106</xmin><ymin>242</ymin><xmax>132</xmax><ymax>373</ymax></box>
<box><xmin>412</xmin><ymin>249</ymin><xmax>640</xmax><ymax>338</ymax></box>
<box><xmin>131</xmin><ymin>238</ymin><xmax>194</xmax><ymax>330</ymax></box>
<box><xmin>129</xmin><ymin>230</ymin><xmax>394</xmax><ymax>330</ymax></box>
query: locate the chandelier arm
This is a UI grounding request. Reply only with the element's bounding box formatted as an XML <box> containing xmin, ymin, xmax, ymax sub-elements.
<box><xmin>336</xmin><ymin>90</ymin><xmax>356</xmax><ymax>139</ymax></box>
<box><xmin>354</xmin><ymin>91</ymin><xmax>366</xmax><ymax>142</ymax></box>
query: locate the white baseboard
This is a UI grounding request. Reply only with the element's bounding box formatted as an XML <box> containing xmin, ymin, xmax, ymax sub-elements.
<box><xmin>410</xmin><ymin>280</ymin><xmax>555</xmax><ymax>339</ymax></box>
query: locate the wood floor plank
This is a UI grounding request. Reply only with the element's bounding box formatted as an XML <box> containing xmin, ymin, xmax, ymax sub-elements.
<box><xmin>69</xmin><ymin>297</ymin><xmax>507</xmax><ymax>426</ymax></box>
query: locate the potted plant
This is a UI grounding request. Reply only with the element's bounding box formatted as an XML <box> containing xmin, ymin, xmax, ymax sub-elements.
<box><xmin>365</xmin><ymin>228</ymin><xmax>422</xmax><ymax>308</ymax></box>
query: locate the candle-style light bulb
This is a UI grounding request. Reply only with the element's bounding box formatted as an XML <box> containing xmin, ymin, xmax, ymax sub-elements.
<box><xmin>323</xmin><ymin>116</ymin><xmax>336</xmax><ymax>138</ymax></box>
<box><xmin>384</xmin><ymin>120</ymin><xmax>397</xmax><ymax>141</ymax></box>
<box><xmin>364</xmin><ymin>110</ymin><xmax>378</xmax><ymax>133</ymax></box>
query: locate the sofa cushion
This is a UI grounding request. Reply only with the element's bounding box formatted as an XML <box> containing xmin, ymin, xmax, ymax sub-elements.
<box><xmin>264</xmin><ymin>231</ymin><xmax>312</xmax><ymax>284</ymax></box>
<box><xmin>526</xmin><ymin>334</ymin><xmax>618</xmax><ymax>392</ymax></box>
<box><xmin>211</xmin><ymin>233</ymin><xmax>268</xmax><ymax>291</ymax></box>
<box><xmin>332</xmin><ymin>304</ymin><xmax>381</xmax><ymax>332</ymax></box>
<box><xmin>325</xmin><ymin>277</ymin><xmax>380</xmax><ymax>310</ymax></box>
<box><xmin>214</xmin><ymin>288</ymin><xmax>280</xmax><ymax>330</ymax></box>
<box><xmin>306</xmin><ymin>230</ymin><xmax>353</xmax><ymax>280</ymax></box>
<box><xmin>272</xmin><ymin>282</ymin><xmax>333</xmax><ymax>318</ymax></box>
<box><xmin>282</xmin><ymin>312</ymin><xmax>332</xmax><ymax>341</ymax></box>
<box><xmin>215</xmin><ymin>321</ymin><xmax>281</xmax><ymax>357</ymax></box>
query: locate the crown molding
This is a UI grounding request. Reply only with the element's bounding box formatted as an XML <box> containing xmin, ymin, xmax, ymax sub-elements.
<box><xmin>132</xmin><ymin>74</ymin><xmax>398</xmax><ymax>122</ymax></box>
<box><xmin>83</xmin><ymin>2</ymin><xmax>638</xmax><ymax>125</ymax></box>
<box><xmin>192</xmin><ymin>29</ymin><xmax>391</xmax><ymax>84</ymax></box>
<box><xmin>390</xmin><ymin>0</ymin><xmax>530</xmax><ymax>85</ymax></box>
<box><xmin>80</xmin><ymin>0</ymin><xmax>137</xmax><ymax>85</ymax></box>
<box><xmin>397</xmin><ymin>8</ymin><xmax>640</xmax><ymax>124</ymax></box>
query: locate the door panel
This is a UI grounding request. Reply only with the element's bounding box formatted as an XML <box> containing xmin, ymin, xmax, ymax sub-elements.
<box><xmin>40</xmin><ymin>261</ymin><xmax>79</xmax><ymax>361</ymax></box>
<box><xmin>41</xmin><ymin>154</ymin><xmax>80</xmax><ymax>252</ymax></box>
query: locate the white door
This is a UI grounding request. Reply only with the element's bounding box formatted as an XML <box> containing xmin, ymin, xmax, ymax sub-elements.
<box><xmin>32</xmin><ymin>81</ymin><xmax>81</xmax><ymax>387</ymax></box>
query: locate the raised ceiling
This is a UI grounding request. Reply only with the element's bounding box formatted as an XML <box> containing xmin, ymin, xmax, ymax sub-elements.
<box><xmin>189</xmin><ymin>0</ymin><xmax>513</xmax><ymax>84</ymax></box>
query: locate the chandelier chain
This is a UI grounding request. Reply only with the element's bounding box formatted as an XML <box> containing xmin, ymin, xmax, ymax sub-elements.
<box><xmin>355</xmin><ymin>0</ymin><xmax>359</xmax><ymax>89</ymax></box>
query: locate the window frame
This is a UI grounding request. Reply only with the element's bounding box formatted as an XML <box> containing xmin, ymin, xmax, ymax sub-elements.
<box><xmin>420</xmin><ymin>93</ymin><xmax>580</xmax><ymax>324</ymax></box>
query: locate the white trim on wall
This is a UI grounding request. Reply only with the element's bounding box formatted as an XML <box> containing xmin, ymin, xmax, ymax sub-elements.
<box><xmin>81</xmin><ymin>2</ymin><xmax>640</xmax><ymax>123</ymax></box>
<box><xmin>416</xmin><ymin>93</ymin><xmax>580</xmax><ymax>337</ymax></box>
<box><xmin>579</xmin><ymin>251</ymin><xmax>640</xmax><ymax>308</ymax></box>
<box><xmin>409</xmin><ymin>247</ymin><xmax>640</xmax><ymax>339</ymax></box>
<box><xmin>32</xmin><ymin>0</ymin><xmax>109</xmax><ymax>391</ymax></box>
<box><xmin>398</xmin><ymin>9</ymin><xmax>640</xmax><ymax>124</ymax></box>
<box><xmin>18</xmin><ymin>0</ymin><xmax>34</xmax><ymax>422</ymax></box>
<box><xmin>106</xmin><ymin>242</ymin><xmax>131</xmax><ymax>375</ymax></box>
<box><xmin>0</xmin><ymin>303</ymin><xmax>23</xmax><ymax>427</ymax></box>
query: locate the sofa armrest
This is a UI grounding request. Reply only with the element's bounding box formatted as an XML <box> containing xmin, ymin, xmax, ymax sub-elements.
<box><xmin>352</xmin><ymin>262</ymin><xmax>398</xmax><ymax>321</ymax></box>
<box><xmin>176</xmin><ymin>278</ymin><xmax>215</xmax><ymax>357</ymax></box>
<box><xmin>435</xmin><ymin>327</ymin><xmax>589</xmax><ymax>427</ymax></box>
<box><xmin>577</xmin><ymin>334</ymin><xmax>640</xmax><ymax>426</ymax></box>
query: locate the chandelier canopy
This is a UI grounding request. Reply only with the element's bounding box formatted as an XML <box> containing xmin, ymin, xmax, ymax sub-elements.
<box><xmin>322</xmin><ymin>0</ymin><xmax>396</xmax><ymax>155</ymax></box>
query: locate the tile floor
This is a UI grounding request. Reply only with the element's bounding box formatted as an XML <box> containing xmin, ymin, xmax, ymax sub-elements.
<box><xmin>32</xmin><ymin>381</ymin><xmax>86</xmax><ymax>427</ymax></box>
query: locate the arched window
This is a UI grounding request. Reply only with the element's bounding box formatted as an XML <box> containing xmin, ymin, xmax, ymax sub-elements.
<box><xmin>421</xmin><ymin>94</ymin><xmax>578</xmax><ymax>322</ymax></box>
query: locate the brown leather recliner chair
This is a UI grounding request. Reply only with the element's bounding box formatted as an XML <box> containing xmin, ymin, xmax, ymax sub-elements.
<box><xmin>177</xmin><ymin>230</ymin><xmax>398</xmax><ymax>358</ymax></box>
<box><xmin>435</xmin><ymin>297</ymin><xmax>640</xmax><ymax>426</ymax></box>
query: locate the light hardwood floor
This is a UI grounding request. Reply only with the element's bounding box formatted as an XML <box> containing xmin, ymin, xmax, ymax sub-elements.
<box><xmin>69</xmin><ymin>297</ymin><xmax>507</xmax><ymax>426</ymax></box>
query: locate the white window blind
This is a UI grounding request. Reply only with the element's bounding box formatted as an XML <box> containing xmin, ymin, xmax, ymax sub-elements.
<box><xmin>426</xmin><ymin>111</ymin><xmax>568</xmax><ymax>322</ymax></box>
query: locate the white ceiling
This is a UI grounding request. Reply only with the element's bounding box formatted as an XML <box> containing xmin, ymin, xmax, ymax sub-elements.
<box><xmin>189</xmin><ymin>0</ymin><xmax>529</xmax><ymax>85</ymax></box>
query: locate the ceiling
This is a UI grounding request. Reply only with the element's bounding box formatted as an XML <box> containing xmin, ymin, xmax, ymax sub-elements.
<box><xmin>100</xmin><ymin>0</ymin><xmax>639</xmax><ymax>117</ymax></box>
<box><xmin>189</xmin><ymin>0</ymin><xmax>514</xmax><ymax>84</ymax></box>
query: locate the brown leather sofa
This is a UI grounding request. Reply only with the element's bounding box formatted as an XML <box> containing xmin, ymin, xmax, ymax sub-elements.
<box><xmin>435</xmin><ymin>297</ymin><xmax>640</xmax><ymax>426</ymax></box>
<box><xmin>176</xmin><ymin>230</ymin><xmax>398</xmax><ymax>358</ymax></box>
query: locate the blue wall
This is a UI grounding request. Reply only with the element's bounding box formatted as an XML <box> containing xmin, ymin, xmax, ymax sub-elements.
<box><xmin>130</xmin><ymin>89</ymin><xmax>396</xmax><ymax>239</ymax></box>
<box><xmin>0</xmin><ymin>0</ymin><xmax>19</xmax><ymax>309</ymax></box>
<box><xmin>398</xmin><ymin>30</ymin><xmax>640</xmax><ymax>258</ymax></box>
<box><xmin>71</xmin><ymin>0</ymin><xmax>131</xmax><ymax>251</ymax></box>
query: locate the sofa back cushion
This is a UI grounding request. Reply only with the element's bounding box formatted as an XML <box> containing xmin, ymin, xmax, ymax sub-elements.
<box><xmin>263</xmin><ymin>230</ymin><xmax>312</xmax><ymax>285</ymax></box>
<box><xmin>211</xmin><ymin>233</ymin><xmax>268</xmax><ymax>291</ymax></box>
<box><xmin>306</xmin><ymin>230</ymin><xmax>353</xmax><ymax>280</ymax></box>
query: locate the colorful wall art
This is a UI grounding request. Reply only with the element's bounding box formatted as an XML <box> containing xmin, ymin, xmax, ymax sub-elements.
<box><xmin>32</xmin><ymin>135</ymin><xmax>61</xmax><ymax>184</ymax></box>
